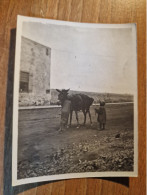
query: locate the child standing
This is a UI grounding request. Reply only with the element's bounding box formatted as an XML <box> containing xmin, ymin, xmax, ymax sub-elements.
<box><xmin>60</xmin><ymin>99</ymin><xmax>71</xmax><ymax>131</ymax></box>
<box><xmin>95</xmin><ymin>101</ymin><xmax>106</xmax><ymax>130</ymax></box>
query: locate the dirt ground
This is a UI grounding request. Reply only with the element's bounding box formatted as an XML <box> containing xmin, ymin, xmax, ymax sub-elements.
<box><xmin>17</xmin><ymin>103</ymin><xmax>134</xmax><ymax>179</ymax></box>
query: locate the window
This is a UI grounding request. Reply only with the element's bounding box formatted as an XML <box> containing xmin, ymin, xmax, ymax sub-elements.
<box><xmin>46</xmin><ymin>89</ymin><xmax>50</xmax><ymax>94</ymax></box>
<box><xmin>19</xmin><ymin>71</ymin><xmax>29</xmax><ymax>93</ymax></box>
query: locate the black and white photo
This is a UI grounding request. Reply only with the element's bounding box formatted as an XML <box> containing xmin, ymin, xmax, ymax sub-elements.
<box><xmin>12</xmin><ymin>16</ymin><xmax>138</xmax><ymax>186</ymax></box>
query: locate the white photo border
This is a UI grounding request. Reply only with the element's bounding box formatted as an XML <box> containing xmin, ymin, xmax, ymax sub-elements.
<box><xmin>12</xmin><ymin>15</ymin><xmax>138</xmax><ymax>186</ymax></box>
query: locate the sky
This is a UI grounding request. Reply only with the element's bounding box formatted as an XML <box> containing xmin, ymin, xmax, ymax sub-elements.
<box><xmin>21</xmin><ymin>21</ymin><xmax>137</xmax><ymax>94</ymax></box>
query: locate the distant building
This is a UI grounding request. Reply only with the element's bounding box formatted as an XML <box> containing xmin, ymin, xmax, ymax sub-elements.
<box><xmin>19</xmin><ymin>36</ymin><xmax>51</xmax><ymax>106</ymax></box>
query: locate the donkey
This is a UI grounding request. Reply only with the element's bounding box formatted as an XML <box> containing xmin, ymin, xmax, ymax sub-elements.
<box><xmin>56</xmin><ymin>89</ymin><xmax>94</xmax><ymax>127</ymax></box>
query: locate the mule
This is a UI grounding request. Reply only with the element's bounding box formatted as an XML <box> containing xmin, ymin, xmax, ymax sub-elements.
<box><xmin>56</xmin><ymin>89</ymin><xmax>94</xmax><ymax>127</ymax></box>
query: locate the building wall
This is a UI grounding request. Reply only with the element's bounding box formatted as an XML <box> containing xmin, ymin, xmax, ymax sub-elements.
<box><xmin>19</xmin><ymin>36</ymin><xmax>51</xmax><ymax>106</ymax></box>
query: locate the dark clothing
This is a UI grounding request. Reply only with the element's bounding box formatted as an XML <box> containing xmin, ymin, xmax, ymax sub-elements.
<box><xmin>95</xmin><ymin>106</ymin><xmax>106</xmax><ymax>130</ymax></box>
<box><xmin>100</xmin><ymin>123</ymin><xmax>105</xmax><ymax>130</ymax></box>
<box><xmin>95</xmin><ymin>106</ymin><xmax>106</xmax><ymax>124</ymax></box>
<box><xmin>97</xmin><ymin>106</ymin><xmax>106</xmax><ymax>124</ymax></box>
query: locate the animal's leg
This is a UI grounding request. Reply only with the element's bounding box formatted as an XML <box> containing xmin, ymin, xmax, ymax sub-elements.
<box><xmin>75</xmin><ymin>111</ymin><xmax>80</xmax><ymax>127</ymax></box>
<box><xmin>82</xmin><ymin>110</ymin><xmax>86</xmax><ymax>125</ymax></box>
<box><xmin>88</xmin><ymin>110</ymin><xmax>92</xmax><ymax>125</ymax></box>
<box><xmin>66</xmin><ymin>114</ymin><xmax>70</xmax><ymax>128</ymax></box>
<box><xmin>69</xmin><ymin>110</ymin><xmax>73</xmax><ymax>127</ymax></box>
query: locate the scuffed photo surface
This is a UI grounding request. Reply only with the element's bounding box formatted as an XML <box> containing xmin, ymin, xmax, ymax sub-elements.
<box><xmin>12</xmin><ymin>16</ymin><xmax>137</xmax><ymax>186</ymax></box>
<box><xmin>18</xmin><ymin>103</ymin><xmax>134</xmax><ymax>179</ymax></box>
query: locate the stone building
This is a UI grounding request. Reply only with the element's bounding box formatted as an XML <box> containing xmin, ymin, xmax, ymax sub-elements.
<box><xmin>19</xmin><ymin>36</ymin><xmax>51</xmax><ymax>106</ymax></box>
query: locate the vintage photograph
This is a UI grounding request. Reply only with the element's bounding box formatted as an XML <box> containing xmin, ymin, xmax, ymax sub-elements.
<box><xmin>12</xmin><ymin>16</ymin><xmax>137</xmax><ymax>186</ymax></box>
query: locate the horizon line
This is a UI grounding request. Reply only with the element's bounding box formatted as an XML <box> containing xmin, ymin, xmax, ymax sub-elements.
<box><xmin>51</xmin><ymin>88</ymin><xmax>133</xmax><ymax>96</ymax></box>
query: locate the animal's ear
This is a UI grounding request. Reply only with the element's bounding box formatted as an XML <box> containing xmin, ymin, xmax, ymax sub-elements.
<box><xmin>56</xmin><ymin>89</ymin><xmax>61</xmax><ymax>93</ymax></box>
<box><xmin>66</xmin><ymin>88</ymin><xmax>70</xmax><ymax>92</ymax></box>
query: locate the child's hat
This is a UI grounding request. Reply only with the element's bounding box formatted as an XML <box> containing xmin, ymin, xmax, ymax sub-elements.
<box><xmin>100</xmin><ymin>100</ymin><xmax>105</xmax><ymax>106</ymax></box>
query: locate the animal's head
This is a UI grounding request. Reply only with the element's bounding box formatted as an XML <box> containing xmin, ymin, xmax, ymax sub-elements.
<box><xmin>56</xmin><ymin>89</ymin><xmax>70</xmax><ymax>105</ymax></box>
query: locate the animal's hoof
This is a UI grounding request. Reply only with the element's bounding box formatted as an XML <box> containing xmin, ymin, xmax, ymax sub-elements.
<box><xmin>58</xmin><ymin>129</ymin><xmax>62</xmax><ymax>133</ymax></box>
<box><xmin>58</xmin><ymin>128</ymin><xmax>64</xmax><ymax>132</ymax></box>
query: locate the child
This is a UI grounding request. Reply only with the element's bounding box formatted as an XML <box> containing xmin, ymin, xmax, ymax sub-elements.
<box><xmin>95</xmin><ymin>100</ymin><xmax>106</xmax><ymax>130</ymax></box>
<box><xmin>60</xmin><ymin>99</ymin><xmax>71</xmax><ymax>131</ymax></box>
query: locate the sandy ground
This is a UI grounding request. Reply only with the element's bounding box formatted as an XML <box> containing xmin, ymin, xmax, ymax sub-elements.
<box><xmin>17</xmin><ymin>103</ymin><xmax>134</xmax><ymax>179</ymax></box>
